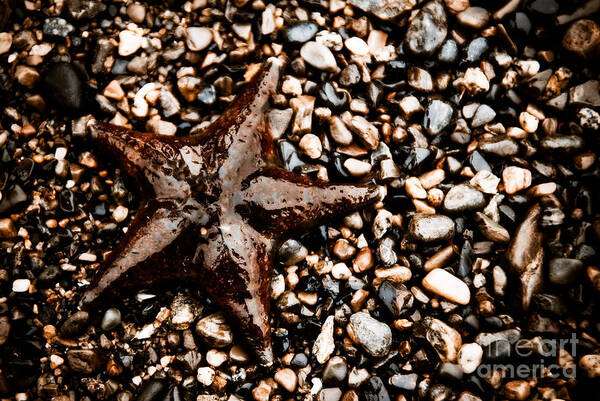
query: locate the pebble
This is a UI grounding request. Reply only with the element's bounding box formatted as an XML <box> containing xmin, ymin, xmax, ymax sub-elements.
<box><xmin>319</xmin><ymin>388</ymin><xmax>342</xmax><ymax>401</ymax></box>
<box><xmin>186</xmin><ymin>27</ymin><xmax>213</xmax><ymax>52</ymax></box>
<box><xmin>43</xmin><ymin>62</ymin><xmax>83</xmax><ymax>111</ymax></box>
<box><xmin>443</xmin><ymin>184</ymin><xmax>485</xmax><ymax>213</ymax></box>
<box><xmin>579</xmin><ymin>354</ymin><xmax>600</xmax><ymax>378</ymax></box>
<box><xmin>505</xmin><ymin>204</ymin><xmax>543</xmax><ymax>309</ymax></box>
<box><xmin>409</xmin><ymin>214</ymin><xmax>455</xmax><ymax>242</ymax></box>
<box><xmin>299</xmin><ymin>134</ymin><xmax>322</xmax><ymax>159</ymax></box>
<box><xmin>313</xmin><ymin>316</ymin><xmax>335</xmax><ymax>364</ymax></box>
<box><xmin>268</xmin><ymin>108</ymin><xmax>293</xmax><ymax>139</ymax></box>
<box><xmin>195</xmin><ymin>313</ymin><xmax>233</xmax><ymax>347</ymax></box>
<box><xmin>322</xmin><ymin>356</ymin><xmax>348</xmax><ymax>383</ymax></box>
<box><xmin>344</xmin><ymin>158</ymin><xmax>371</xmax><ymax>177</ymax></box>
<box><xmin>478</xmin><ymin>136</ymin><xmax>519</xmax><ymax>157</ymax></box>
<box><xmin>344</xmin><ymin>37</ymin><xmax>369</xmax><ymax>56</ymax></box>
<box><xmin>457</xmin><ymin>7</ymin><xmax>490</xmax><ymax>29</ymax></box>
<box><xmin>424</xmin><ymin>100</ymin><xmax>453</xmax><ymax>135</ymax></box>
<box><xmin>474</xmin><ymin>212</ymin><xmax>510</xmax><ymax>243</ymax></box>
<box><xmin>562</xmin><ymin>19</ymin><xmax>600</xmax><ymax>60</ymax></box>
<box><xmin>372</xmin><ymin>209</ymin><xmax>392</xmax><ymax>239</ymax></box>
<box><xmin>66</xmin><ymin>349</ymin><xmax>104</xmax><ymax>374</ymax></box>
<box><xmin>170</xmin><ymin>294</ymin><xmax>199</xmax><ymax>330</ymax></box>
<box><xmin>438</xmin><ymin>39</ymin><xmax>458</xmax><ymax>63</ymax></box>
<box><xmin>275</xmin><ymin>368</ymin><xmax>297</xmax><ymax>392</ymax></box>
<box><xmin>118</xmin><ymin>29</ymin><xmax>142</xmax><ymax>56</ymax></box>
<box><xmin>126</xmin><ymin>3</ymin><xmax>146</xmax><ymax>23</ymax></box>
<box><xmin>407</xmin><ymin>67</ymin><xmax>433</xmax><ymax>92</ymax></box>
<box><xmin>405</xmin><ymin>0</ymin><xmax>448</xmax><ymax>56</ymax></box>
<box><xmin>455</xmin><ymin>67</ymin><xmax>489</xmax><ymax>95</ymax></box>
<box><xmin>136</xmin><ymin>380</ymin><xmax>165</xmax><ymax>401</ymax></box>
<box><xmin>0</xmin><ymin>32</ymin><xmax>11</xmax><ymax>54</ymax></box>
<box><xmin>101</xmin><ymin>308</ymin><xmax>122</xmax><ymax>331</ymax></box>
<box><xmin>421</xmin><ymin>317</ymin><xmax>463</xmax><ymax>362</ymax></box>
<box><xmin>43</xmin><ymin>18</ymin><xmax>74</xmax><ymax>38</ymax></box>
<box><xmin>206</xmin><ymin>349</ymin><xmax>227</xmax><ymax>367</ymax></box>
<box><xmin>12</xmin><ymin>278</ymin><xmax>30</xmax><ymax>292</ymax></box>
<box><xmin>348</xmin><ymin>115</ymin><xmax>379</xmax><ymax>150</ymax></box>
<box><xmin>378</xmin><ymin>281</ymin><xmax>413</xmax><ymax>316</ymax></box>
<box><xmin>502</xmin><ymin>380</ymin><xmax>530</xmax><ymax>401</ymax></box>
<box><xmin>502</xmin><ymin>166</ymin><xmax>532</xmax><ymax>194</ymax></box>
<box><xmin>329</xmin><ymin>116</ymin><xmax>354</xmax><ymax>145</ymax></box>
<box><xmin>348</xmin><ymin>312</ymin><xmax>392</xmax><ymax>357</ymax></box>
<box><xmin>470</xmin><ymin>170</ymin><xmax>499</xmax><ymax>194</ymax></box>
<box><xmin>422</xmin><ymin>268</ymin><xmax>471</xmax><ymax>305</ymax></box>
<box><xmin>348</xmin><ymin>0</ymin><xmax>415</xmax><ymax>21</ymax></box>
<box><xmin>284</xmin><ymin>22</ymin><xmax>318</xmax><ymax>43</ymax></box>
<box><xmin>0</xmin><ymin>218</ymin><xmax>17</xmax><ymax>239</ymax></box>
<box><xmin>60</xmin><ymin>311</ymin><xmax>89</xmax><ymax>337</ymax></box>
<box><xmin>301</xmin><ymin>41</ymin><xmax>338</xmax><ymax>72</ymax></box>
<box><xmin>290</xmin><ymin>95</ymin><xmax>315</xmax><ymax>134</ymax></box>
<box><xmin>390</xmin><ymin>373</ymin><xmax>418</xmax><ymax>390</ymax></box>
<box><xmin>548</xmin><ymin>258</ymin><xmax>583</xmax><ymax>286</ymax></box>
<box><xmin>457</xmin><ymin>343</ymin><xmax>483</xmax><ymax>373</ymax></box>
<box><xmin>15</xmin><ymin>65</ymin><xmax>40</xmax><ymax>88</ymax></box>
<box><xmin>471</xmin><ymin>104</ymin><xmax>496</xmax><ymax>127</ymax></box>
<box><xmin>569</xmin><ymin>80</ymin><xmax>600</xmax><ymax>107</ymax></box>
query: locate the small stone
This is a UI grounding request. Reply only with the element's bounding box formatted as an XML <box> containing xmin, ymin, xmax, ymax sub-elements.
<box><xmin>569</xmin><ymin>80</ymin><xmax>600</xmax><ymax>107</ymax></box>
<box><xmin>12</xmin><ymin>278</ymin><xmax>30</xmax><ymax>293</ymax></box>
<box><xmin>502</xmin><ymin>380</ymin><xmax>530</xmax><ymax>401</ymax></box>
<box><xmin>206</xmin><ymin>349</ymin><xmax>227</xmax><ymax>366</ymax></box>
<box><xmin>147</xmin><ymin>120</ymin><xmax>177</xmax><ymax>136</ymax></box>
<box><xmin>348</xmin><ymin>116</ymin><xmax>379</xmax><ymax>150</ymax></box>
<box><xmin>348</xmin><ymin>0</ymin><xmax>416</xmax><ymax>21</ymax></box>
<box><xmin>457</xmin><ymin>7</ymin><xmax>490</xmax><ymax>29</ymax></box>
<box><xmin>548</xmin><ymin>258</ymin><xmax>583</xmax><ymax>286</ymax></box>
<box><xmin>299</xmin><ymin>134</ymin><xmax>322</xmax><ymax>159</ymax></box>
<box><xmin>268</xmin><ymin>108</ymin><xmax>293</xmax><ymax>139</ymax></box>
<box><xmin>340</xmin><ymin>65</ymin><xmax>361</xmax><ymax>86</ymax></box>
<box><xmin>372</xmin><ymin>209</ymin><xmax>392</xmax><ymax>239</ymax></box>
<box><xmin>348</xmin><ymin>312</ymin><xmax>392</xmax><ymax>357</ymax></box>
<box><xmin>518</xmin><ymin>111</ymin><xmax>538</xmax><ymax>133</ymax></box>
<box><xmin>195</xmin><ymin>313</ymin><xmax>233</xmax><ymax>348</ymax></box>
<box><xmin>275</xmin><ymin>368</ymin><xmax>297</xmax><ymax>392</ymax></box>
<box><xmin>43</xmin><ymin>18</ymin><xmax>74</xmax><ymax>38</ymax></box>
<box><xmin>43</xmin><ymin>62</ymin><xmax>83</xmax><ymax>111</ymax></box>
<box><xmin>329</xmin><ymin>116</ymin><xmax>354</xmax><ymax>145</ymax></box>
<box><xmin>562</xmin><ymin>19</ymin><xmax>600</xmax><ymax>60</ymax></box>
<box><xmin>454</xmin><ymin>67</ymin><xmax>489</xmax><ymax>95</ymax></box>
<box><xmin>197</xmin><ymin>367</ymin><xmax>215</xmax><ymax>386</ymax></box>
<box><xmin>290</xmin><ymin>95</ymin><xmax>315</xmax><ymax>134</ymax></box>
<box><xmin>579</xmin><ymin>354</ymin><xmax>600</xmax><ymax>378</ymax></box>
<box><xmin>112</xmin><ymin>205</ymin><xmax>128</xmax><ymax>223</ymax></box>
<box><xmin>474</xmin><ymin>212</ymin><xmax>510</xmax><ymax>243</ymax></box>
<box><xmin>118</xmin><ymin>29</ymin><xmax>143</xmax><ymax>56</ymax></box>
<box><xmin>67</xmin><ymin>349</ymin><xmax>104</xmax><ymax>374</ymax></box>
<box><xmin>319</xmin><ymin>388</ymin><xmax>342</xmax><ymax>401</ymax></box>
<box><xmin>422</xmin><ymin>268</ymin><xmax>470</xmax><ymax>305</ymax></box>
<box><xmin>0</xmin><ymin>218</ymin><xmax>17</xmax><ymax>239</ymax></box>
<box><xmin>15</xmin><ymin>65</ymin><xmax>40</xmax><ymax>88</ymax></box>
<box><xmin>378</xmin><ymin>281</ymin><xmax>413</xmax><ymax>316</ymax></box>
<box><xmin>409</xmin><ymin>214</ymin><xmax>455</xmax><ymax>242</ymax></box>
<box><xmin>170</xmin><ymin>294</ymin><xmax>200</xmax><ymax>330</ymax></box>
<box><xmin>457</xmin><ymin>343</ymin><xmax>483</xmax><ymax>373</ymax></box>
<box><xmin>407</xmin><ymin>66</ymin><xmax>433</xmax><ymax>92</ymax></box>
<box><xmin>438</xmin><ymin>39</ymin><xmax>458</xmax><ymax>63</ymax></box>
<box><xmin>470</xmin><ymin>170</ymin><xmax>499</xmax><ymax>194</ymax></box>
<box><xmin>323</xmin><ymin>356</ymin><xmax>348</xmax><ymax>383</ymax></box>
<box><xmin>443</xmin><ymin>184</ymin><xmax>485</xmax><ymax>213</ymax></box>
<box><xmin>127</xmin><ymin>3</ymin><xmax>146</xmax><ymax>23</ymax></box>
<box><xmin>421</xmin><ymin>317</ymin><xmax>462</xmax><ymax>362</ymax></box>
<box><xmin>101</xmin><ymin>308</ymin><xmax>122</xmax><ymax>331</ymax></box>
<box><xmin>186</xmin><ymin>27</ymin><xmax>213</xmax><ymax>52</ymax></box>
<box><xmin>390</xmin><ymin>373</ymin><xmax>418</xmax><ymax>390</ymax></box>
<box><xmin>301</xmin><ymin>41</ymin><xmax>338</xmax><ymax>72</ymax></box>
<box><xmin>398</xmin><ymin>96</ymin><xmax>423</xmax><ymax>120</ymax></box>
<box><xmin>283</xmin><ymin>22</ymin><xmax>318</xmax><ymax>44</ymax></box>
<box><xmin>103</xmin><ymin>80</ymin><xmax>125</xmax><ymax>100</ymax></box>
<box><xmin>424</xmin><ymin>100</ymin><xmax>453</xmax><ymax>135</ymax></box>
<box><xmin>471</xmin><ymin>104</ymin><xmax>496</xmax><ymax>127</ymax></box>
<box><xmin>405</xmin><ymin>177</ymin><xmax>427</xmax><ymax>199</ymax></box>
<box><xmin>404</xmin><ymin>0</ymin><xmax>448</xmax><ymax>56</ymax></box>
<box><xmin>60</xmin><ymin>311</ymin><xmax>90</xmax><ymax>337</ymax></box>
<box><xmin>313</xmin><ymin>315</ymin><xmax>335</xmax><ymax>364</ymax></box>
<box><xmin>344</xmin><ymin>158</ymin><xmax>372</xmax><ymax>177</ymax></box>
<box><xmin>502</xmin><ymin>166</ymin><xmax>532</xmax><ymax>194</ymax></box>
<box><xmin>0</xmin><ymin>32</ymin><xmax>12</xmax><ymax>54</ymax></box>
<box><xmin>578</xmin><ymin>107</ymin><xmax>600</xmax><ymax>130</ymax></box>
<box><xmin>345</xmin><ymin>37</ymin><xmax>369</xmax><ymax>56</ymax></box>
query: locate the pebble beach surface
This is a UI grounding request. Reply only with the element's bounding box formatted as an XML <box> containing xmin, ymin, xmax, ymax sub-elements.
<box><xmin>0</xmin><ymin>0</ymin><xmax>599</xmax><ymax>401</ymax></box>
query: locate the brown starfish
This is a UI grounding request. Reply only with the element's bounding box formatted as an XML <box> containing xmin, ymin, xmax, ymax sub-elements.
<box><xmin>80</xmin><ymin>58</ymin><xmax>381</xmax><ymax>366</ymax></box>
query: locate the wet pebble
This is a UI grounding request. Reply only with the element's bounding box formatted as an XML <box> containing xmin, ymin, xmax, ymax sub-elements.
<box><xmin>348</xmin><ymin>312</ymin><xmax>392</xmax><ymax>357</ymax></box>
<box><xmin>404</xmin><ymin>0</ymin><xmax>448</xmax><ymax>56</ymax></box>
<box><xmin>409</xmin><ymin>214</ymin><xmax>455</xmax><ymax>242</ymax></box>
<box><xmin>443</xmin><ymin>184</ymin><xmax>485</xmax><ymax>213</ymax></box>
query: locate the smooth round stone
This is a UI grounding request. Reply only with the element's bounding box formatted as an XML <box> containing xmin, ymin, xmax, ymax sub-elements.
<box><xmin>471</xmin><ymin>104</ymin><xmax>496</xmax><ymax>127</ymax></box>
<box><xmin>60</xmin><ymin>311</ymin><xmax>90</xmax><ymax>337</ymax></box>
<box><xmin>43</xmin><ymin>62</ymin><xmax>83</xmax><ymax>112</ymax></box>
<box><xmin>300</xmin><ymin>41</ymin><xmax>337</xmax><ymax>72</ymax></box>
<box><xmin>318</xmin><ymin>82</ymin><xmax>349</xmax><ymax>111</ymax></box>
<box><xmin>458</xmin><ymin>343</ymin><xmax>483</xmax><ymax>373</ymax></box>
<box><xmin>465</xmin><ymin>37</ymin><xmax>488</xmax><ymax>63</ymax></box>
<box><xmin>378</xmin><ymin>281</ymin><xmax>413</xmax><ymax>316</ymax></box>
<box><xmin>283</xmin><ymin>22</ymin><xmax>318</xmax><ymax>44</ymax></box>
<box><xmin>322</xmin><ymin>356</ymin><xmax>348</xmax><ymax>383</ymax></box>
<box><xmin>422</xmin><ymin>268</ymin><xmax>471</xmax><ymax>305</ymax></box>
<box><xmin>101</xmin><ymin>308</ymin><xmax>122</xmax><ymax>331</ymax></box>
<box><xmin>443</xmin><ymin>184</ymin><xmax>485</xmax><ymax>213</ymax></box>
<box><xmin>409</xmin><ymin>214</ymin><xmax>455</xmax><ymax>242</ymax></box>
<box><xmin>457</xmin><ymin>7</ymin><xmax>490</xmax><ymax>29</ymax></box>
<box><xmin>478</xmin><ymin>136</ymin><xmax>519</xmax><ymax>157</ymax></box>
<box><xmin>186</xmin><ymin>27</ymin><xmax>213</xmax><ymax>51</ymax></box>
<box><xmin>404</xmin><ymin>0</ymin><xmax>448</xmax><ymax>56</ymax></box>
<box><xmin>195</xmin><ymin>313</ymin><xmax>233</xmax><ymax>347</ymax></box>
<box><xmin>438</xmin><ymin>39</ymin><xmax>458</xmax><ymax>63</ymax></box>
<box><xmin>548</xmin><ymin>258</ymin><xmax>583</xmax><ymax>285</ymax></box>
<box><xmin>390</xmin><ymin>373</ymin><xmax>418</xmax><ymax>390</ymax></box>
<box><xmin>424</xmin><ymin>100</ymin><xmax>453</xmax><ymax>135</ymax></box>
<box><xmin>348</xmin><ymin>312</ymin><xmax>392</xmax><ymax>357</ymax></box>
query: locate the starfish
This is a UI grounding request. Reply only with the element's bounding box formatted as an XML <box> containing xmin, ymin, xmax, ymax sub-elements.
<box><xmin>79</xmin><ymin>58</ymin><xmax>381</xmax><ymax>366</ymax></box>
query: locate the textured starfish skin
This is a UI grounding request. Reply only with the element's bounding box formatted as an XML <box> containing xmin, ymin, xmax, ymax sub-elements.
<box><xmin>80</xmin><ymin>58</ymin><xmax>381</xmax><ymax>366</ymax></box>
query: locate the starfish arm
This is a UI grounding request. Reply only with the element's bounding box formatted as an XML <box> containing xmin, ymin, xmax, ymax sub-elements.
<box><xmin>188</xmin><ymin>58</ymin><xmax>283</xmax><ymax>175</ymax></box>
<box><xmin>238</xmin><ymin>168</ymin><xmax>382</xmax><ymax>236</ymax></box>
<box><xmin>88</xmin><ymin>122</ymin><xmax>192</xmax><ymax>198</ymax></box>
<box><xmin>79</xmin><ymin>198</ymin><xmax>202</xmax><ymax>309</ymax></box>
<box><xmin>194</xmin><ymin>221</ymin><xmax>274</xmax><ymax>366</ymax></box>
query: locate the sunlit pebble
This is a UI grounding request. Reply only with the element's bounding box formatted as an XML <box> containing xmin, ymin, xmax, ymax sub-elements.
<box><xmin>78</xmin><ymin>252</ymin><xmax>97</xmax><ymax>262</ymax></box>
<box><xmin>12</xmin><ymin>278</ymin><xmax>30</xmax><ymax>293</ymax></box>
<box><xmin>112</xmin><ymin>205</ymin><xmax>129</xmax><ymax>223</ymax></box>
<box><xmin>54</xmin><ymin>147</ymin><xmax>67</xmax><ymax>160</ymax></box>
